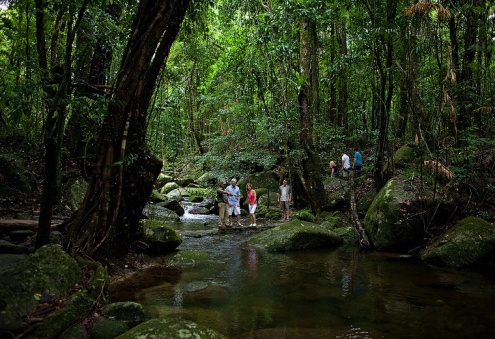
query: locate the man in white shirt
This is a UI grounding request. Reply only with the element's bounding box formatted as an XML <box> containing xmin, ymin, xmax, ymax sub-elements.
<box><xmin>341</xmin><ymin>153</ymin><xmax>351</xmax><ymax>178</ymax></box>
<box><xmin>277</xmin><ymin>179</ymin><xmax>292</xmax><ymax>221</ymax></box>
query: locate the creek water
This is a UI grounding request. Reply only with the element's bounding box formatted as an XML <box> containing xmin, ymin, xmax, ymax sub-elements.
<box><xmin>137</xmin><ymin>208</ymin><xmax>495</xmax><ymax>338</ymax></box>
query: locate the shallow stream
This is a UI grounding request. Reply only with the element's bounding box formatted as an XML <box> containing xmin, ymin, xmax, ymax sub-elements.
<box><xmin>137</xmin><ymin>209</ymin><xmax>495</xmax><ymax>338</ymax></box>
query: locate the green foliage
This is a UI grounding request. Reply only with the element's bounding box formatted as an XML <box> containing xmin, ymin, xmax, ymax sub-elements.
<box><xmin>292</xmin><ymin>209</ymin><xmax>316</xmax><ymax>222</ymax></box>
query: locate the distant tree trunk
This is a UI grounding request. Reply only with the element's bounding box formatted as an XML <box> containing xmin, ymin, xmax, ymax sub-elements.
<box><xmin>66</xmin><ymin>0</ymin><xmax>190</xmax><ymax>257</ymax></box>
<box><xmin>298</xmin><ymin>16</ymin><xmax>325</xmax><ymax>214</ymax></box>
<box><xmin>336</xmin><ymin>19</ymin><xmax>348</xmax><ymax>130</ymax></box>
<box><xmin>372</xmin><ymin>0</ymin><xmax>396</xmax><ymax>190</ymax></box>
<box><xmin>449</xmin><ymin>0</ymin><xmax>482</xmax><ymax>132</ymax></box>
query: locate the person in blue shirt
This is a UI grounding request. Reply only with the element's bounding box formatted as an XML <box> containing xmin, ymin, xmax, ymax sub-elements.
<box><xmin>226</xmin><ymin>178</ymin><xmax>242</xmax><ymax>227</ymax></box>
<box><xmin>353</xmin><ymin>152</ymin><xmax>363</xmax><ymax>176</ymax></box>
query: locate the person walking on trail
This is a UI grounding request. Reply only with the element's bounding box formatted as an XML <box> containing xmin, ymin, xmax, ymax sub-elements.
<box><xmin>226</xmin><ymin>178</ymin><xmax>242</xmax><ymax>227</ymax></box>
<box><xmin>341</xmin><ymin>153</ymin><xmax>351</xmax><ymax>178</ymax></box>
<box><xmin>330</xmin><ymin>160</ymin><xmax>339</xmax><ymax>178</ymax></box>
<box><xmin>216</xmin><ymin>181</ymin><xmax>231</xmax><ymax>231</ymax></box>
<box><xmin>246</xmin><ymin>183</ymin><xmax>257</xmax><ymax>227</ymax></box>
<box><xmin>353</xmin><ymin>151</ymin><xmax>363</xmax><ymax>176</ymax></box>
<box><xmin>277</xmin><ymin>179</ymin><xmax>292</xmax><ymax>221</ymax></box>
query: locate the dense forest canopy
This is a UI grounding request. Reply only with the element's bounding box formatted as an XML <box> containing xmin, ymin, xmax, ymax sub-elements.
<box><xmin>0</xmin><ymin>0</ymin><xmax>494</xmax><ymax>255</ymax></box>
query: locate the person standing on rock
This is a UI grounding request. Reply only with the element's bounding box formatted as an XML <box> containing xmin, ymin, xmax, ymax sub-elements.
<box><xmin>216</xmin><ymin>181</ymin><xmax>230</xmax><ymax>231</ymax></box>
<box><xmin>246</xmin><ymin>183</ymin><xmax>257</xmax><ymax>227</ymax></box>
<box><xmin>277</xmin><ymin>179</ymin><xmax>292</xmax><ymax>221</ymax></box>
<box><xmin>341</xmin><ymin>153</ymin><xmax>351</xmax><ymax>178</ymax></box>
<box><xmin>226</xmin><ymin>178</ymin><xmax>242</xmax><ymax>227</ymax></box>
<box><xmin>353</xmin><ymin>151</ymin><xmax>363</xmax><ymax>176</ymax></box>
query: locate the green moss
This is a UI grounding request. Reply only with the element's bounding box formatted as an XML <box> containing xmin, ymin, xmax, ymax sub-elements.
<box><xmin>247</xmin><ymin>220</ymin><xmax>342</xmax><ymax>252</ymax></box>
<box><xmin>421</xmin><ymin>217</ymin><xmax>495</xmax><ymax>267</ymax></box>
<box><xmin>90</xmin><ymin>318</ymin><xmax>128</xmax><ymax>339</ymax></box>
<box><xmin>292</xmin><ymin>209</ymin><xmax>316</xmax><ymax>222</ymax></box>
<box><xmin>116</xmin><ymin>317</ymin><xmax>227</xmax><ymax>339</ymax></box>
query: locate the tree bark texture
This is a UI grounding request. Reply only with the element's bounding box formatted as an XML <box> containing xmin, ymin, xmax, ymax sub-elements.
<box><xmin>298</xmin><ymin>16</ymin><xmax>325</xmax><ymax>214</ymax></box>
<box><xmin>66</xmin><ymin>0</ymin><xmax>190</xmax><ymax>257</ymax></box>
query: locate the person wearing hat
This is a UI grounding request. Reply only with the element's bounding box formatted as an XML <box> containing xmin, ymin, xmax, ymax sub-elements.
<box><xmin>216</xmin><ymin>181</ymin><xmax>230</xmax><ymax>231</ymax></box>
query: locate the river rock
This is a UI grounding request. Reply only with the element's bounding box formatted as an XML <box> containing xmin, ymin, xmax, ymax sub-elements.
<box><xmin>100</xmin><ymin>301</ymin><xmax>151</xmax><ymax>327</ymax></box>
<box><xmin>0</xmin><ymin>244</ymin><xmax>83</xmax><ymax>329</ymax></box>
<box><xmin>156</xmin><ymin>199</ymin><xmax>185</xmax><ymax>216</ymax></box>
<box><xmin>142</xmin><ymin>221</ymin><xmax>182</xmax><ymax>256</ymax></box>
<box><xmin>166</xmin><ymin>187</ymin><xmax>191</xmax><ymax>200</ymax></box>
<box><xmin>116</xmin><ymin>316</ymin><xmax>227</xmax><ymax>339</ymax></box>
<box><xmin>247</xmin><ymin>220</ymin><xmax>342</xmax><ymax>252</ymax></box>
<box><xmin>160</xmin><ymin>181</ymin><xmax>179</xmax><ymax>194</ymax></box>
<box><xmin>144</xmin><ymin>205</ymin><xmax>181</xmax><ymax>222</ymax></box>
<box><xmin>364</xmin><ymin>177</ymin><xmax>440</xmax><ymax>251</ymax></box>
<box><xmin>154</xmin><ymin>173</ymin><xmax>174</xmax><ymax>190</ymax></box>
<box><xmin>188</xmin><ymin>206</ymin><xmax>210</xmax><ymax>215</ymax></box>
<box><xmin>90</xmin><ymin>317</ymin><xmax>128</xmax><ymax>339</ymax></box>
<box><xmin>420</xmin><ymin>216</ymin><xmax>495</xmax><ymax>267</ymax></box>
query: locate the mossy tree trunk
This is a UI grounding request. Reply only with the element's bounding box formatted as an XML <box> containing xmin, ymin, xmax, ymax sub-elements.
<box><xmin>297</xmin><ymin>15</ymin><xmax>325</xmax><ymax>214</ymax></box>
<box><xmin>66</xmin><ymin>0</ymin><xmax>190</xmax><ymax>257</ymax></box>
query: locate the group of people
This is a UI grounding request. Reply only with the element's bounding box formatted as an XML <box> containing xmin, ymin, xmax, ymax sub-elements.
<box><xmin>216</xmin><ymin>152</ymin><xmax>361</xmax><ymax>230</ymax></box>
<box><xmin>330</xmin><ymin>151</ymin><xmax>363</xmax><ymax>178</ymax></box>
<box><xmin>216</xmin><ymin>178</ymin><xmax>292</xmax><ymax>231</ymax></box>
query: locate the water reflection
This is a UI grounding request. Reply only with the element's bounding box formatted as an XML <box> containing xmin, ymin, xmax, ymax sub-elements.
<box><xmin>138</xmin><ymin>218</ymin><xmax>495</xmax><ymax>338</ymax></box>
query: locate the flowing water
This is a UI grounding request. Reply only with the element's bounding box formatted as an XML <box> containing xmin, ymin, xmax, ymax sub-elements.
<box><xmin>137</xmin><ymin>209</ymin><xmax>495</xmax><ymax>338</ymax></box>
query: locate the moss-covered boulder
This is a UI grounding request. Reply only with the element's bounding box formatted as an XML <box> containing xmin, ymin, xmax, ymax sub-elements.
<box><xmin>166</xmin><ymin>187</ymin><xmax>191</xmax><ymax>200</ymax></box>
<box><xmin>116</xmin><ymin>317</ymin><xmax>227</xmax><ymax>339</ymax></box>
<box><xmin>363</xmin><ymin>178</ymin><xmax>430</xmax><ymax>251</ymax></box>
<box><xmin>100</xmin><ymin>301</ymin><xmax>151</xmax><ymax>327</ymax></box>
<box><xmin>150</xmin><ymin>190</ymin><xmax>168</xmax><ymax>203</ymax></box>
<box><xmin>420</xmin><ymin>217</ymin><xmax>495</xmax><ymax>267</ymax></box>
<box><xmin>90</xmin><ymin>317</ymin><xmax>128</xmax><ymax>339</ymax></box>
<box><xmin>356</xmin><ymin>191</ymin><xmax>377</xmax><ymax>218</ymax></box>
<box><xmin>144</xmin><ymin>204</ymin><xmax>181</xmax><ymax>222</ymax></box>
<box><xmin>154</xmin><ymin>173</ymin><xmax>173</xmax><ymax>190</ymax></box>
<box><xmin>29</xmin><ymin>290</ymin><xmax>95</xmax><ymax>339</ymax></box>
<box><xmin>160</xmin><ymin>181</ymin><xmax>179</xmax><ymax>194</ymax></box>
<box><xmin>393</xmin><ymin>144</ymin><xmax>417</xmax><ymax>168</ymax></box>
<box><xmin>292</xmin><ymin>209</ymin><xmax>316</xmax><ymax>222</ymax></box>
<box><xmin>247</xmin><ymin>220</ymin><xmax>342</xmax><ymax>252</ymax></box>
<box><xmin>155</xmin><ymin>199</ymin><xmax>184</xmax><ymax>216</ymax></box>
<box><xmin>142</xmin><ymin>221</ymin><xmax>182</xmax><ymax>256</ymax></box>
<box><xmin>0</xmin><ymin>244</ymin><xmax>83</xmax><ymax>328</ymax></box>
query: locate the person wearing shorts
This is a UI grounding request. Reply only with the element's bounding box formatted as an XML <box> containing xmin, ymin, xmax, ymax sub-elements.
<box><xmin>341</xmin><ymin>153</ymin><xmax>351</xmax><ymax>178</ymax></box>
<box><xmin>277</xmin><ymin>179</ymin><xmax>292</xmax><ymax>221</ymax></box>
<box><xmin>226</xmin><ymin>178</ymin><xmax>242</xmax><ymax>227</ymax></box>
<box><xmin>246</xmin><ymin>183</ymin><xmax>257</xmax><ymax>227</ymax></box>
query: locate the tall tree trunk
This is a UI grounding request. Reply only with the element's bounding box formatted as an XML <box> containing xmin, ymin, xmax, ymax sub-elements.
<box><xmin>66</xmin><ymin>0</ymin><xmax>190</xmax><ymax>258</ymax></box>
<box><xmin>298</xmin><ymin>16</ymin><xmax>325</xmax><ymax>214</ymax></box>
<box><xmin>36</xmin><ymin>0</ymin><xmax>89</xmax><ymax>249</ymax></box>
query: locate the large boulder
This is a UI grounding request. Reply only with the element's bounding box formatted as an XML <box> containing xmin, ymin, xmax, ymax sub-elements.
<box><xmin>166</xmin><ymin>187</ymin><xmax>191</xmax><ymax>200</ymax></box>
<box><xmin>142</xmin><ymin>220</ymin><xmax>183</xmax><ymax>256</ymax></box>
<box><xmin>144</xmin><ymin>204</ymin><xmax>181</xmax><ymax>222</ymax></box>
<box><xmin>393</xmin><ymin>144</ymin><xmax>417</xmax><ymax>168</ymax></box>
<box><xmin>116</xmin><ymin>316</ymin><xmax>227</xmax><ymax>339</ymax></box>
<box><xmin>363</xmin><ymin>177</ymin><xmax>441</xmax><ymax>251</ymax></box>
<box><xmin>156</xmin><ymin>199</ymin><xmax>185</xmax><ymax>216</ymax></box>
<box><xmin>420</xmin><ymin>217</ymin><xmax>495</xmax><ymax>267</ymax></box>
<box><xmin>160</xmin><ymin>181</ymin><xmax>180</xmax><ymax>194</ymax></box>
<box><xmin>100</xmin><ymin>301</ymin><xmax>151</xmax><ymax>327</ymax></box>
<box><xmin>247</xmin><ymin>220</ymin><xmax>342</xmax><ymax>252</ymax></box>
<box><xmin>154</xmin><ymin>173</ymin><xmax>173</xmax><ymax>190</ymax></box>
<box><xmin>0</xmin><ymin>244</ymin><xmax>83</xmax><ymax>329</ymax></box>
